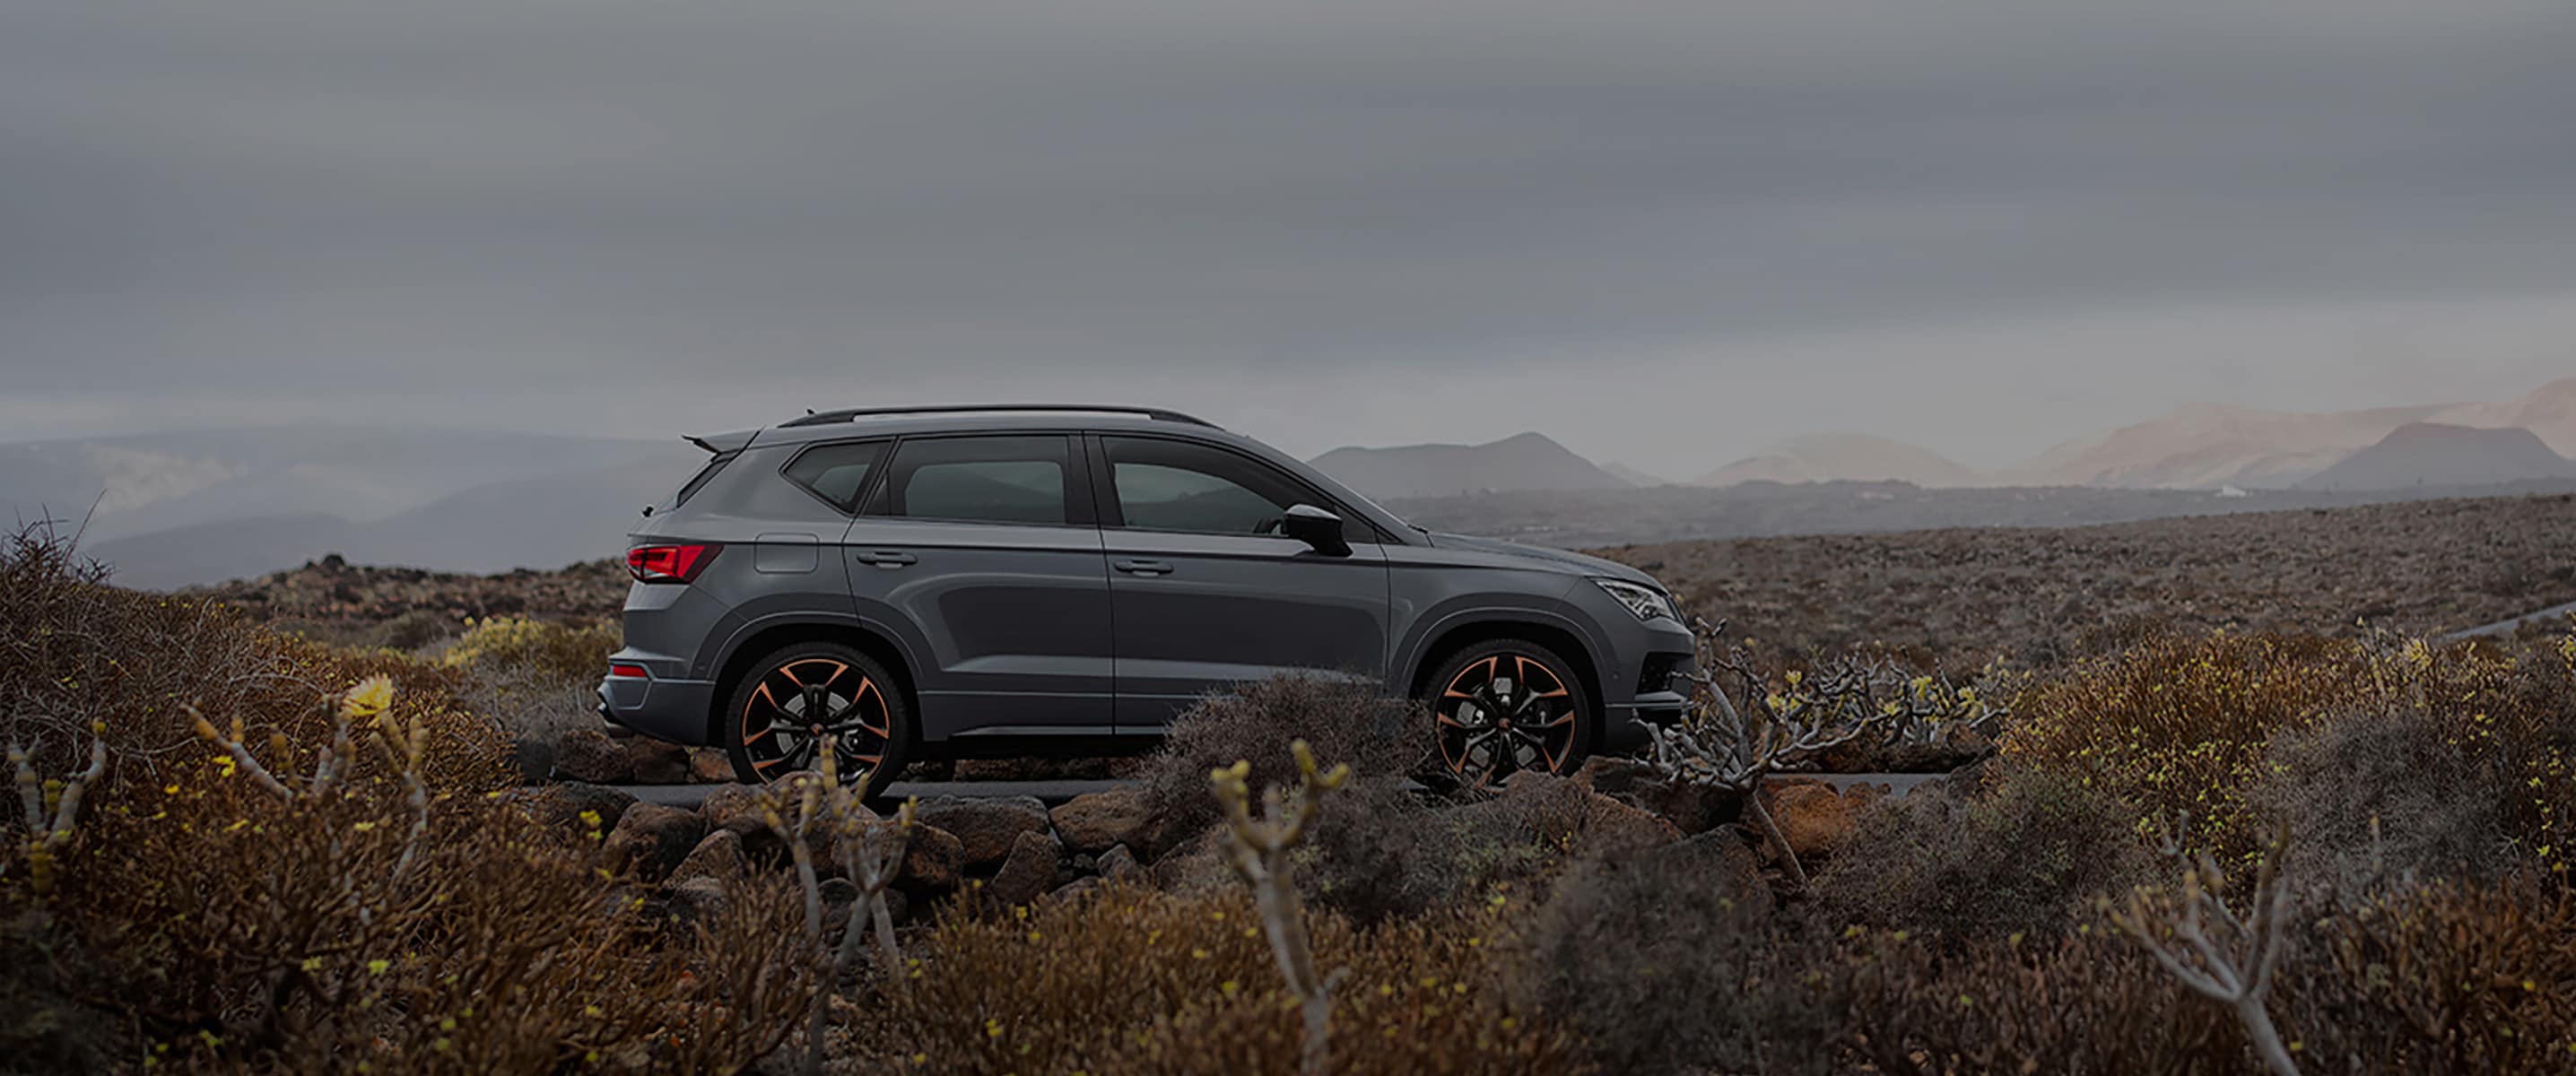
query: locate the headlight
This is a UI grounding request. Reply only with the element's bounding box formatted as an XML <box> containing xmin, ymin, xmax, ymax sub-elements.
<box><xmin>1593</xmin><ymin>578</ymin><xmax>1678</xmax><ymax>622</ymax></box>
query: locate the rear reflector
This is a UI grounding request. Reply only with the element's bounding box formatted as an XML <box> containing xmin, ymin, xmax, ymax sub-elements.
<box><xmin>608</xmin><ymin>664</ymin><xmax>649</xmax><ymax>679</ymax></box>
<box><xmin>627</xmin><ymin>542</ymin><xmax>720</xmax><ymax>584</ymax></box>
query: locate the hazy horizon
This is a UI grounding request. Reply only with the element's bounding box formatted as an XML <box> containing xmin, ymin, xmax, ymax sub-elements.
<box><xmin>8</xmin><ymin>2</ymin><xmax>2576</xmax><ymax>477</ymax></box>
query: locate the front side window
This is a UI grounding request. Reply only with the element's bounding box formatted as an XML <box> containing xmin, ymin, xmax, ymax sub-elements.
<box><xmin>867</xmin><ymin>435</ymin><xmax>1073</xmax><ymax>525</ymax></box>
<box><xmin>779</xmin><ymin>441</ymin><xmax>888</xmax><ymax>511</ymax></box>
<box><xmin>1103</xmin><ymin>436</ymin><xmax>1366</xmax><ymax>539</ymax></box>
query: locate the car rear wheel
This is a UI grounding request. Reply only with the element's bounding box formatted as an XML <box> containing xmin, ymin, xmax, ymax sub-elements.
<box><xmin>723</xmin><ymin>641</ymin><xmax>910</xmax><ymax>799</ymax></box>
<box><xmin>1420</xmin><ymin>639</ymin><xmax>1594</xmax><ymax>790</ymax></box>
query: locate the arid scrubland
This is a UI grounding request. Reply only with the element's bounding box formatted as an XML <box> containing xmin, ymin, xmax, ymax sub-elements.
<box><xmin>8</xmin><ymin>520</ymin><xmax>2576</xmax><ymax>1074</ymax></box>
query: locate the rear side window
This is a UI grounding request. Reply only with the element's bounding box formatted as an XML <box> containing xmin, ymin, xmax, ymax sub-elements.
<box><xmin>781</xmin><ymin>441</ymin><xmax>890</xmax><ymax>511</ymax></box>
<box><xmin>866</xmin><ymin>435</ymin><xmax>1074</xmax><ymax>525</ymax></box>
<box><xmin>673</xmin><ymin>451</ymin><xmax>737</xmax><ymax>508</ymax></box>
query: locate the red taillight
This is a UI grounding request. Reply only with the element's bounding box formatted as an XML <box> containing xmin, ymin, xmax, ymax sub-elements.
<box><xmin>626</xmin><ymin>542</ymin><xmax>720</xmax><ymax>584</ymax></box>
<box><xmin>608</xmin><ymin>663</ymin><xmax>649</xmax><ymax>679</ymax></box>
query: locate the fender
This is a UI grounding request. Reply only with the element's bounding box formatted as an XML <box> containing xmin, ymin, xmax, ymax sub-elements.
<box><xmin>1393</xmin><ymin>594</ymin><xmax>1613</xmax><ymax>695</ymax></box>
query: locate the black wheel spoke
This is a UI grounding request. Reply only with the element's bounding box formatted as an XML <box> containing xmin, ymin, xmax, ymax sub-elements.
<box><xmin>1435</xmin><ymin>651</ymin><xmax>1580</xmax><ymax>785</ymax></box>
<box><xmin>741</xmin><ymin>657</ymin><xmax>894</xmax><ymax>786</ymax></box>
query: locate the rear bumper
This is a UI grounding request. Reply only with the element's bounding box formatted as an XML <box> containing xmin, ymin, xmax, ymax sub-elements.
<box><xmin>596</xmin><ymin>673</ymin><xmax>718</xmax><ymax>746</ymax></box>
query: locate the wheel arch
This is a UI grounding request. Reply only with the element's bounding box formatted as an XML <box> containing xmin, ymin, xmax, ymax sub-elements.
<box><xmin>1405</xmin><ymin>616</ymin><xmax>1609</xmax><ymax>748</ymax></box>
<box><xmin>705</xmin><ymin>618</ymin><xmax>921</xmax><ymax>747</ymax></box>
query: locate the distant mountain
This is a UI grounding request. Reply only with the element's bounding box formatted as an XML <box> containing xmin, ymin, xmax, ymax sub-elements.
<box><xmin>2004</xmin><ymin>402</ymin><xmax>2446</xmax><ymax>490</ymax></box>
<box><xmin>88</xmin><ymin>456</ymin><xmax>692</xmax><ymax>589</ymax></box>
<box><xmin>2294</xmin><ymin>423</ymin><xmax>2576</xmax><ymax>491</ymax></box>
<box><xmin>1307</xmin><ymin>432</ymin><xmax>1628</xmax><ymax>500</ymax></box>
<box><xmin>0</xmin><ymin>426</ymin><xmax>683</xmax><ymax>542</ymax></box>
<box><xmin>1996</xmin><ymin>377</ymin><xmax>2576</xmax><ymax>490</ymax></box>
<box><xmin>2427</xmin><ymin>377</ymin><xmax>2576</xmax><ymax>456</ymax></box>
<box><xmin>1598</xmin><ymin>462</ymin><xmax>1671</xmax><ymax>488</ymax></box>
<box><xmin>1693</xmin><ymin>434</ymin><xmax>1983</xmax><ymax>489</ymax></box>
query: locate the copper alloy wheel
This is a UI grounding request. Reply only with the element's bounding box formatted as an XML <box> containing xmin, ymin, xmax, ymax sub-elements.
<box><xmin>1434</xmin><ymin>651</ymin><xmax>1580</xmax><ymax>788</ymax></box>
<box><xmin>738</xmin><ymin>656</ymin><xmax>892</xmax><ymax>785</ymax></box>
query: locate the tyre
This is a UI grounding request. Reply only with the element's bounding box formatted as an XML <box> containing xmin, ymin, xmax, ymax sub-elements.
<box><xmin>1419</xmin><ymin>639</ymin><xmax>1594</xmax><ymax>790</ymax></box>
<box><xmin>722</xmin><ymin>641</ymin><xmax>910</xmax><ymax>799</ymax></box>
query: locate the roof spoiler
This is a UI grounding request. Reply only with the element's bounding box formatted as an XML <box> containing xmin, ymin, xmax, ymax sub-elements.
<box><xmin>683</xmin><ymin>430</ymin><xmax>759</xmax><ymax>456</ymax></box>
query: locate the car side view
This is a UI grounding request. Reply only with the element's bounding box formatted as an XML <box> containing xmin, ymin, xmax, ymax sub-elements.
<box><xmin>597</xmin><ymin>405</ymin><xmax>1694</xmax><ymax>793</ymax></box>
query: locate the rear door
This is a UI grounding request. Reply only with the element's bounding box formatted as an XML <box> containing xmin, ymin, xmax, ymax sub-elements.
<box><xmin>1089</xmin><ymin>433</ymin><xmax>1392</xmax><ymax>731</ymax></box>
<box><xmin>841</xmin><ymin>433</ymin><xmax>1115</xmax><ymax>738</ymax></box>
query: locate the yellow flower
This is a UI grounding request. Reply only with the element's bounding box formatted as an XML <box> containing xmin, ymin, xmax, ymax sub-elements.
<box><xmin>340</xmin><ymin>676</ymin><xmax>396</xmax><ymax>721</ymax></box>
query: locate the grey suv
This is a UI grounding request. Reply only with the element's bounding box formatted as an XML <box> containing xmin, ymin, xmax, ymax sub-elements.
<box><xmin>598</xmin><ymin>405</ymin><xmax>1693</xmax><ymax>792</ymax></box>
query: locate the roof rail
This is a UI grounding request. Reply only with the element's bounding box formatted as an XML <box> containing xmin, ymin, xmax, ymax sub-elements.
<box><xmin>777</xmin><ymin>404</ymin><xmax>1220</xmax><ymax>430</ymax></box>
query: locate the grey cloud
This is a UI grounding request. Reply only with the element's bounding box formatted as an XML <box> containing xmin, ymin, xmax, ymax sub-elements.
<box><xmin>4</xmin><ymin>1</ymin><xmax>2574</xmax><ymax>471</ymax></box>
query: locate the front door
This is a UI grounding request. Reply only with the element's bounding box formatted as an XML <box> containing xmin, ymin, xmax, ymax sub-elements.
<box><xmin>1090</xmin><ymin>434</ymin><xmax>1392</xmax><ymax>731</ymax></box>
<box><xmin>843</xmin><ymin>433</ymin><xmax>1115</xmax><ymax>739</ymax></box>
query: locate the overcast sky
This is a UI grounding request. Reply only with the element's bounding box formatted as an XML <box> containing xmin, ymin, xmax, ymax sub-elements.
<box><xmin>5</xmin><ymin>0</ymin><xmax>2573</xmax><ymax>476</ymax></box>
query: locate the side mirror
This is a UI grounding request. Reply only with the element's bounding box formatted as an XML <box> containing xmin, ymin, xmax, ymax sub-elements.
<box><xmin>1277</xmin><ymin>503</ymin><xmax>1351</xmax><ymax>556</ymax></box>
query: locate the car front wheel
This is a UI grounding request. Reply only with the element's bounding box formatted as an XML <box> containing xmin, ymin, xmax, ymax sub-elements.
<box><xmin>1419</xmin><ymin>639</ymin><xmax>1594</xmax><ymax>790</ymax></box>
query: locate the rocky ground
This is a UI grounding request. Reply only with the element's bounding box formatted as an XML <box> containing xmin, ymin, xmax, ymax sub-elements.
<box><xmin>1601</xmin><ymin>490</ymin><xmax>2576</xmax><ymax>666</ymax></box>
<box><xmin>189</xmin><ymin>490</ymin><xmax>2576</xmax><ymax>669</ymax></box>
<box><xmin>556</xmin><ymin>754</ymin><xmax>1893</xmax><ymax>933</ymax></box>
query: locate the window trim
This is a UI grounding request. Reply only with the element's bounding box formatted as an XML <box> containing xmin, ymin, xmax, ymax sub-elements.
<box><xmin>857</xmin><ymin>432</ymin><xmax>1097</xmax><ymax>528</ymax></box>
<box><xmin>1085</xmin><ymin>432</ymin><xmax>1383</xmax><ymax>543</ymax></box>
<box><xmin>776</xmin><ymin>438</ymin><xmax>896</xmax><ymax>516</ymax></box>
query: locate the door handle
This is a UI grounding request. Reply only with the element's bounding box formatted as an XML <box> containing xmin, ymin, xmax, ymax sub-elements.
<box><xmin>854</xmin><ymin>550</ymin><xmax>917</xmax><ymax>568</ymax></box>
<box><xmin>1112</xmin><ymin>559</ymin><xmax>1173</xmax><ymax>576</ymax></box>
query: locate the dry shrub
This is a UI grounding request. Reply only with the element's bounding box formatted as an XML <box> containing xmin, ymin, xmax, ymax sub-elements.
<box><xmin>1137</xmin><ymin>676</ymin><xmax>1431</xmax><ymax>850</ymax></box>
<box><xmin>1838</xmin><ymin>879</ymin><xmax>2576</xmax><ymax>1075</ymax></box>
<box><xmin>1292</xmin><ymin>776</ymin><xmax>1599</xmax><ymax>927</ymax></box>
<box><xmin>0</xmin><ymin>525</ymin><xmax>514</xmax><ymax>803</ymax></box>
<box><xmin>3</xmin><ymin>531</ymin><xmax>805</xmax><ymax>1072</ymax></box>
<box><xmin>857</xmin><ymin>881</ymin><xmax>1583</xmax><ymax>1075</ymax></box>
<box><xmin>2283</xmin><ymin>879</ymin><xmax>2576</xmax><ymax>1073</ymax></box>
<box><xmin>46</xmin><ymin>770</ymin><xmax>812</xmax><ymax>1073</ymax></box>
<box><xmin>2003</xmin><ymin>630</ymin><xmax>2575</xmax><ymax>872</ymax></box>
<box><xmin>1510</xmin><ymin>832</ymin><xmax>1835</xmax><ymax>1076</ymax></box>
<box><xmin>1813</xmin><ymin>766</ymin><xmax>2155</xmax><ymax>943</ymax></box>
<box><xmin>1836</xmin><ymin>927</ymin><xmax>2247</xmax><ymax>1074</ymax></box>
<box><xmin>440</xmin><ymin>615</ymin><xmax>622</xmax><ymax>683</ymax></box>
<box><xmin>2256</xmin><ymin>707</ymin><xmax>2520</xmax><ymax>891</ymax></box>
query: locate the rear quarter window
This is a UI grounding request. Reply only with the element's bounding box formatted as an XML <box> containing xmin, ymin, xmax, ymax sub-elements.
<box><xmin>781</xmin><ymin>441</ymin><xmax>892</xmax><ymax>512</ymax></box>
<box><xmin>673</xmin><ymin>452</ymin><xmax>737</xmax><ymax>507</ymax></box>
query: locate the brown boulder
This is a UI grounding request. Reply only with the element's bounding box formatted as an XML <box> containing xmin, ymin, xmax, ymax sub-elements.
<box><xmin>985</xmin><ymin>829</ymin><xmax>1063</xmax><ymax>907</ymax></box>
<box><xmin>700</xmin><ymin>785</ymin><xmax>763</xmax><ymax>830</ymax></box>
<box><xmin>914</xmin><ymin>795</ymin><xmax>1054</xmax><ymax>869</ymax></box>
<box><xmin>1050</xmin><ymin>787</ymin><xmax>1162</xmax><ymax>856</ymax></box>
<box><xmin>671</xmin><ymin>829</ymin><xmax>748</xmax><ymax>883</ymax></box>
<box><xmin>689</xmin><ymin>749</ymin><xmax>736</xmax><ymax>784</ymax></box>
<box><xmin>603</xmin><ymin>803</ymin><xmax>709</xmax><ymax>882</ymax></box>
<box><xmin>1094</xmin><ymin>844</ymin><xmax>1143</xmax><ymax>882</ymax></box>
<box><xmin>627</xmin><ymin>739</ymin><xmax>692</xmax><ymax>785</ymax></box>
<box><xmin>1043</xmin><ymin>878</ymin><xmax>1103</xmax><ymax>905</ymax></box>
<box><xmin>668</xmin><ymin>877</ymin><xmax>730</xmax><ymax>926</ymax></box>
<box><xmin>1757</xmin><ymin>779</ymin><xmax>1859</xmax><ymax>861</ymax></box>
<box><xmin>896</xmin><ymin>825</ymin><xmax>965</xmax><ymax>895</ymax></box>
<box><xmin>532</xmin><ymin>781</ymin><xmax>639</xmax><ymax>837</ymax></box>
<box><xmin>554</xmin><ymin>729</ymin><xmax>635</xmax><ymax>785</ymax></box>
